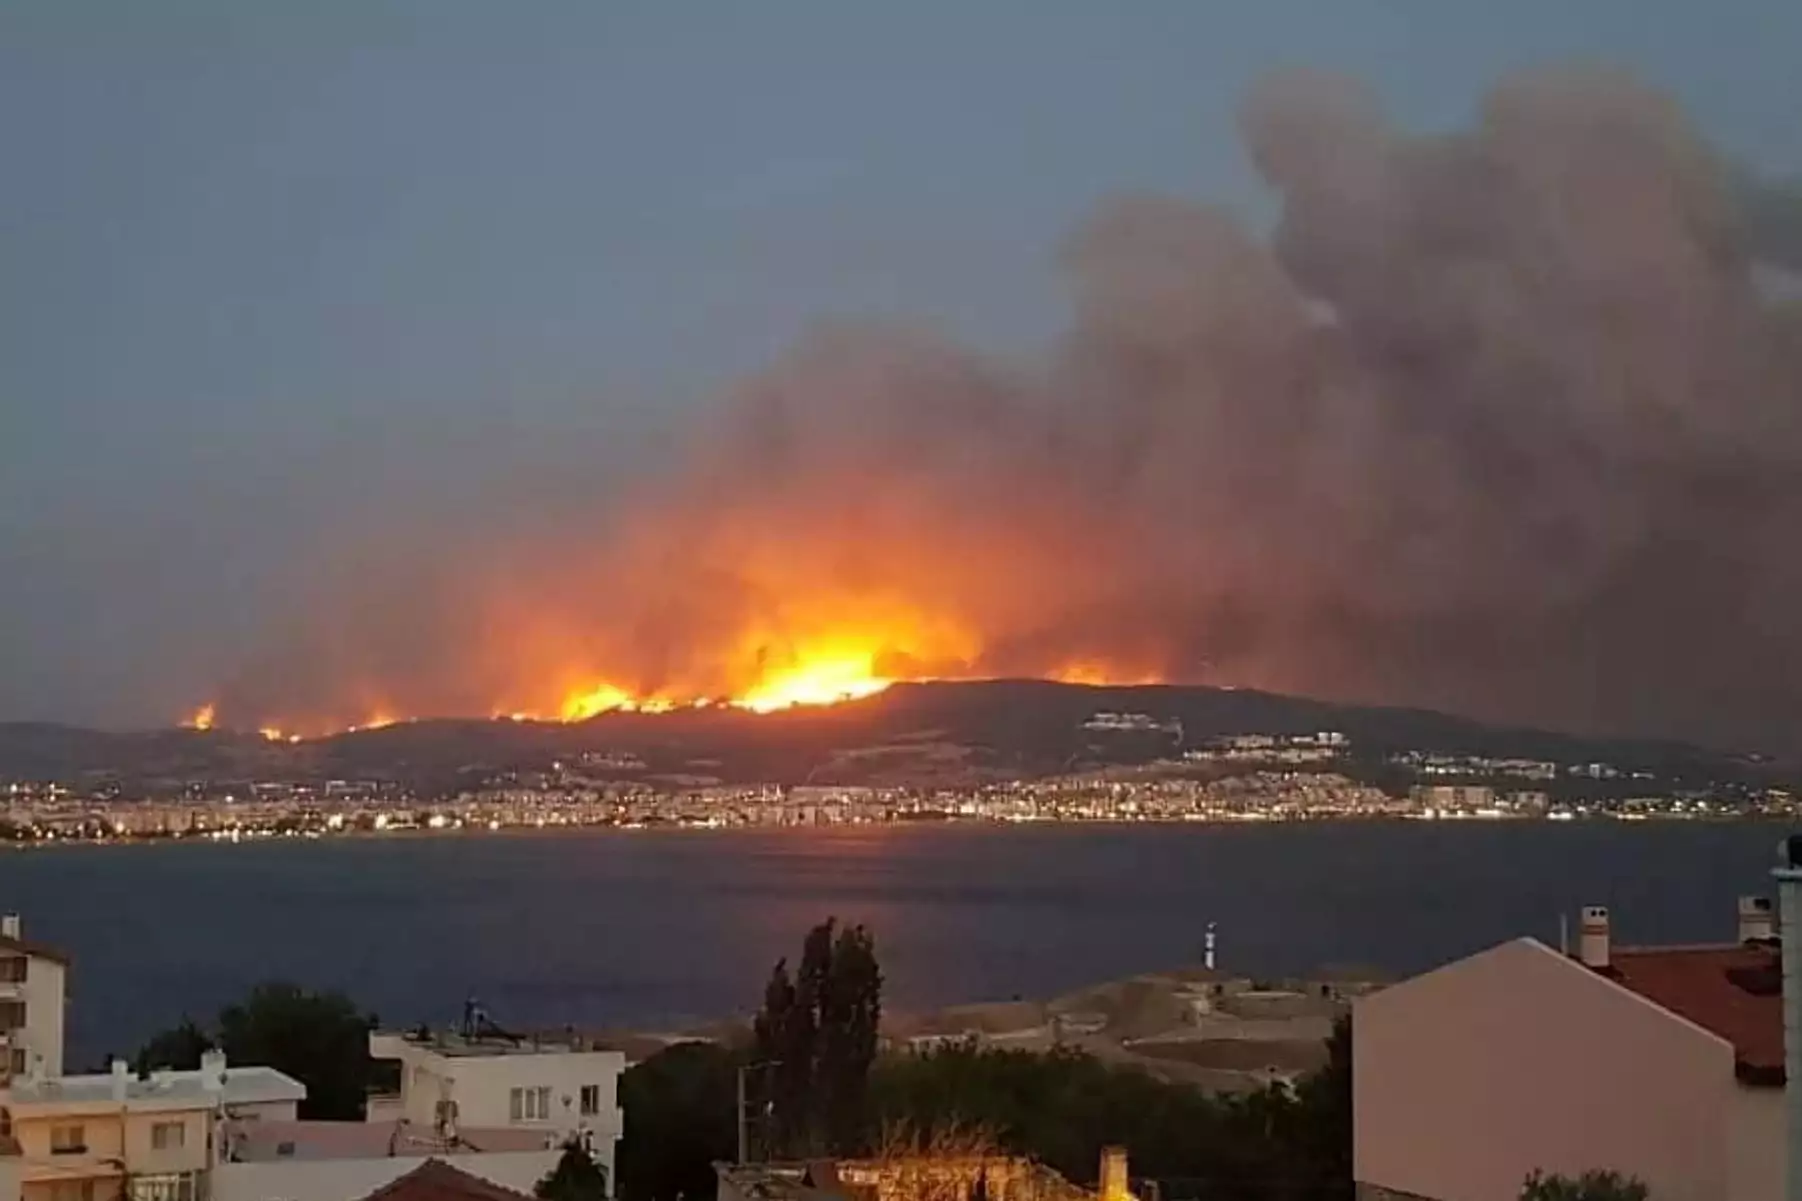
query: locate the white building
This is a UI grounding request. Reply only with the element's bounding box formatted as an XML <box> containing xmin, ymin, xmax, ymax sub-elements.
<box><xmin>0</xmin><ymin>1051</ymin><xmax>306</xmax><ymax>1201</ymax></box>
<box><xmin>215</xmin><ymin>1118</ymin><xmax>559</xmax><ymax>1201</ymax></box>
<box><xmin>1355</xmin><ymin>900</ymin><xmax>1786</xmax><ymax>1201</ymax></box>
<box><xmin>0</xmin><ymin>916</ymin><xmax>67</xmax><ymax>1084</ymax></box>
<box><xmin>367</xmin><ymin>1024</ymin><xmax>623</xmax><ymax>1189</ymax></box>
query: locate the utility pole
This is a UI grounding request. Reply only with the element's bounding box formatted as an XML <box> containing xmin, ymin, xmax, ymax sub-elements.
<box><xmin>1773</xmin><ymin>837</ymin><xmax>1802</xmax><ymax>1201</ymax></box>
<box><xmin>736</xmin><ymin>1060</ymin><xmax>780</xmax><ymax>1165</ymax></box>
<box><xmin>736</xmin><ymin>1063</ymin><xmax>748</xmax><ymax>1166</ymax></box>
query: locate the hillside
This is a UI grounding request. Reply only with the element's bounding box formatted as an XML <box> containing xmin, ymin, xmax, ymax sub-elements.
<box><xmin>0</xmin><ymin>681</ymin><xmax>1766</xmax><ymax>791</ymax></box>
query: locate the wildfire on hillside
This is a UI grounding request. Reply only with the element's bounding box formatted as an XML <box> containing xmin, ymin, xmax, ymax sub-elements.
<box><xmin>183</xmin><ymin>67</ymin><xmax>1802</xmax><ymax>750</ymax></box>
<box><xmin>197</xmin><ymin>634</ymin><xmax>1162</xmax><ymax>740</ymax></box>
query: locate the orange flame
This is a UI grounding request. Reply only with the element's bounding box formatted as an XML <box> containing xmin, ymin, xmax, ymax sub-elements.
<box><xmin>184</xmin><ymin>704</ymin><xmax>216</xmax><ymax>732</ymax></box>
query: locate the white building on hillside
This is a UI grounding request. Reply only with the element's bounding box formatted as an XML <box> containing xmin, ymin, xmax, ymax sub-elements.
<box><xmin>1355</xmin><ymin>899</ymin><xmax>1786</xmax><ymax>1201</ymax></box>
<box><xmin>0</xmin><ymin>1051</ymin><xmax>306</xmax><ymax>1201</ymax></box>
<box><xmin>368</xmin><ymin>1020</ymin><xmax>623</xmax><ymax>1189</ymax></box>
<box><xmin>0</xmin><ymin>915</ymin><xmax>67</xmax><ymax>1084</ymax></box>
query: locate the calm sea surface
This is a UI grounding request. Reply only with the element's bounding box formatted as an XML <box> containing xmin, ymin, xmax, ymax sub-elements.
<box><xmin>2</xmin><ymin>820</ymin><xmax>1793</xmax><ymax>1067</ymax></box>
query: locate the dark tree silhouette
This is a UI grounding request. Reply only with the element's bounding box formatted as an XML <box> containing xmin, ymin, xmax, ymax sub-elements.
<box><xmin>751</xmin><ymin>918</ymin><xmax>884</xmax><ymax>1157</ymax></box>
<box><xmin>134</xmin><ymin>981</ymin><xmax>377</xmax><ymax>1120</ymax></box>
<box><xmin>133</xmin><ymin>1016</ymin><xmax>213</xmax><ymax>1074</ymax></box>
<box><xmin>536</xmin><ymin>1140</ymin><xmax>610</xmax><ymax>1201</ymax></box>
<box><xmin>1521</xmin><ymin>1170</ymin><xmax>1650</xmax><ymax>1201</ymax></box>
<box><xmin>615</xmin><ymin>1041</ymin><xmax>738</xmax><ymax>1201</ymax></box>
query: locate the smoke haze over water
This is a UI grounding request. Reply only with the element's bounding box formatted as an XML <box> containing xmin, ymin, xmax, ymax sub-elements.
<box><xmin>172</xmin><ymin>68</ymin><xmax>1802</xmax><ymax>749</ymax></box>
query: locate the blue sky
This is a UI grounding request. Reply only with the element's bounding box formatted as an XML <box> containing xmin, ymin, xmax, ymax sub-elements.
<box><xmin>4</xmin><ymin>0</ymin><xmax>1801</xmax><ymax>725</ymax></box>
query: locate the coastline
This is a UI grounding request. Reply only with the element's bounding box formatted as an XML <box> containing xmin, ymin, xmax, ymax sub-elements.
<box><xmin>5</xmin><ymin>809</ymin><xmax>1792</xmax><ymax>854</ymax></box>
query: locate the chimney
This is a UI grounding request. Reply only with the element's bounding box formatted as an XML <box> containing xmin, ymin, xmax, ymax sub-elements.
<box><xmin>1099</xmin><ymin>1146</ymin><xmax>1130</xmax><ymax>1201</ymax></box>
<box><xmin>1742</xmin><ymin>895</ymin><xmax>1777</xmax><ymax>943</ymax></box>
<box><xmin>1578</xmin><ymin>905</ymin><xmax>1611</xmax><ymax>969</ymax></box>
<box><xmin>1</xmin><ymin>914</ymin><xmax>19</xmax><ymax>940</ymax></box>
<box><xmin>201</xmin><ymin>1048</ymin><xmax>228</xmax><ymax>1093</ymax></box>
<box><xmin>1203</xmin><ymin>923</ymin><xmax>1217</xmax><ymax>972</ymax></box>
<box><xmin>1772</xmin><ymin>836</ymin><xmax>1802</xmax><ymax>1201</ymax></box>
<box><xmin>111</xmin><ymin>1058</ymin><xmax>131</xmax><ymax>1102</ymax></box>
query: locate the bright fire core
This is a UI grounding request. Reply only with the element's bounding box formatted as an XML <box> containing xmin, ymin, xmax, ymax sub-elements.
<box><xmin>189</xmin><ymin>604</ymin><xmax>1163</xmax><ymax>737</ymax></box>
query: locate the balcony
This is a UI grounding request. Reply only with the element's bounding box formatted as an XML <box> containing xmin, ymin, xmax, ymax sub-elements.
<box><xmin>18</xmin><ymin>1150</ymin><xmax>124</xmax><ymax>1185</ymax></box>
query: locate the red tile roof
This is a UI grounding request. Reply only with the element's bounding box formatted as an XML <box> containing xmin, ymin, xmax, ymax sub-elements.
<box><xmin>1608</xmin><ymin>944</ymin><xmax>1784</xmax><ymax>1082</ymax></box>
<box><xmin>357</xmin><ymin>1159</ymin><xmax>537</xmax><ymax>1201</ymax></box>
<box><xmin>0</xmin><ymin>933</ymin><xmax>69</xmax><ymax>966</ymax></box>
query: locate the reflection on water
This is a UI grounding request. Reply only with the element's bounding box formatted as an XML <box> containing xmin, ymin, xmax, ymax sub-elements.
<box><xmin>3</xmin><ymin>820</ymin><xmax>1792</xmax><ymax>1067</ymax></box>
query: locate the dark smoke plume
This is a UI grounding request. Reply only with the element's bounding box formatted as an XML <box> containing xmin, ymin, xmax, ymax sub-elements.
<box><xmin>222</xmin><ymin>66</ymin><xmax>1802</xmax><ymax>750</ymax></box>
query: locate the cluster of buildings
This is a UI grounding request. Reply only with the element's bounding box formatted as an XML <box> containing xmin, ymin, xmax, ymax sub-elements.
<box><xmin>1</xmin><ymin>908</ymin><xmax>1161</xmax><ymax>1201</ymax></box>
<box><xmin>4</xmin><ymin>713</ymin><xmax>1796</xmax><ymax>849</ymax></box>
<box><xmin>1181</xmin><ymin>731</ymin><xmax>1350</xmax><ymax>766</ymax></box>
<box><xmin>0</xmin><ymin>917</ymin><xmax>625</xmax><ymax>1201</ymax></box>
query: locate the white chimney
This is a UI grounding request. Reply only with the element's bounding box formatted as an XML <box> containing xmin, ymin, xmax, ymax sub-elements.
<box><xmin>1578</xmin><ymin>905</ymin><xmax>1611</xmax><ymax>969</ymax></box>
<box><xmin>1</xmin><ymin>914</ymin><xmax>19</xmax><ymax>940</ymax></box>
<box><xmin>1099</xmin><ymin>1146</ymin><xmax>1131</xmax><ymax>1201</ymax></box>
<box><xmin>1773</xmin><ymin>838</ymin><xmax>1802</xmax><ymax>1201</ymax></box>
<box><xmin>201</xmin><ymin>1048</ymin><xmax>228</xmax><ymax>1093</ymax></box>
<box><xmin>1741</xmin><ymin>895</ymin><xmax>1777</xmax><ymax>943</ymax></box>
<box><xmin>111</xmin><ymin>1058</ymin><xmax>131</xmax><ymax>1102</ymax></box>
<box><xmin>1203</xmin><ymin>922</ymin><xmax>1217</xmax><ymax>971</ymax></box>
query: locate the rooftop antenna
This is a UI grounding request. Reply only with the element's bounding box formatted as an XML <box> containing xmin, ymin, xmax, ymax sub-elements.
<box><xmin>1558</xmin><ymin>912</ymin><xmax>1570</xmax><ymax>956</ymax></box>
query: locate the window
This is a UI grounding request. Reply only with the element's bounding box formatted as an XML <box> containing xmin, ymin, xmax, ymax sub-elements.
<box><xmin>151</xmin><ymin>1121</ymin><xmax>185</xmax><ymax>1151</ymax></box>
<box><xmin>0</xmin><ymin>1000</ymin><xmax>24</xmax><ymax>1030</ymax></box>
<box><xmin>6</xmin><ymin>1048</ymin><xmax>22</xmax><ymax>1076</ymax></box>
<box><xmin>580</xmin><ymin>1084</ymin><xmax>601</xmax><ymax>1116</ymax></box>
<box><xmin>128</xmin><ymin>1172</ymin><xmax>199</xmax><ymax>1201</ymax></box>
<box><xmin>0</xmin><ymin>956</ymin><xmax>26</xmax><ymax>983</ymax></box>
<box><xmin>51</xmin><ymin>1123</ymin><xmax>87</xmax><ymax>1153</ymax></box>
<box><xmin>50</xmin><ymin>1182</ymin><xmax>94</xmax><ymax>1201</ymax></box>
<box><xmin>509</xmin><ymin>1085</ymin><xmax>554</xmax><ymax>1122</ymax></box>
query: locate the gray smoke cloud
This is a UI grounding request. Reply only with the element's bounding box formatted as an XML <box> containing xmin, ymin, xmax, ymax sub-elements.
<box><xmin>222</xmin><ymin>65</ymin><xmax>1802</xmax><ymax>751</ymax></box>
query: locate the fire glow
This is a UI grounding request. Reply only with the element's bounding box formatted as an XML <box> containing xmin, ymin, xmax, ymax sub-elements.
<box><xmin>191</xmin><ymin>619</ymin><xmax>1162</xmax><ymax>737</ymax></box>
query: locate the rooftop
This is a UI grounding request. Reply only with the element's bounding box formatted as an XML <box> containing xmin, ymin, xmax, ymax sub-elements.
<box><xmin>4</xmin><ymin>1065</ymin><xmax>306</xmax><ymax>1111</ymax></box>
<box><xmin>0</xmin><ymin>931</ymin><xmax>69</xmax><ymax>966</ymax></box>
<box><xmin>716</xmin><ymin>1164</ymin><xmax>850</xmax><ymax>1201</ymax></box>
<box><xmin>1606</xmin><ymin>941</ymin><xmax>1784</xmax><ymax>1083</ymax></box>
<box><xmin>371</xmin><ymin>1029</ymin><xmax>621</xmax><ymax>1059</ymax></box>
<box><xmin>227</xmin><ymin>1120</ymin><xmax>555</xmax><ymax>1163</ymax></box>
<box><xmin>356</xmin><ymin>1159</ymin><xmax>536</xmax><ymax>1201</ymax></box>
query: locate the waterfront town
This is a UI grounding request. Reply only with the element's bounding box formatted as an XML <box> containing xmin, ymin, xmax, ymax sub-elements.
<box><xmin>2</xmin><ymin>719</ymin><xmax>1795</xmax><ymax>848</ymax></box>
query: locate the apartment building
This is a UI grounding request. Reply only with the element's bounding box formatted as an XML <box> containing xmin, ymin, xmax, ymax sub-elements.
<box><xmin>367</xmin><ymin>1018</ymin><xmax>623</xmax><ymax>1190</ymax></box>
<box><xmin>0</xmin><ymin>916</ymin><xmax>67</xmax><ymax>1084</ymax></box>
<box><xmin>0</xmin><ymin>1051</ymin><xmax>305</xmax><ymax>1201</ymax></box>
<box><xmin>1354</xmin><ymin>899</ymin><xmax>1787</xmax><ymax>1201</ymax></box>
<box><xmin>214</xmin><ymin>1116</ymin><xmax>559</xmax><ymax>1201</ymax></box>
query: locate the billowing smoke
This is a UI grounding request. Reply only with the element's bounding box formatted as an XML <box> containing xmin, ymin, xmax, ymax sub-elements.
<box><xmin>219</xmin><ymin>66</ymin><xmax>1802</xmax><ymax>749</ymax></box>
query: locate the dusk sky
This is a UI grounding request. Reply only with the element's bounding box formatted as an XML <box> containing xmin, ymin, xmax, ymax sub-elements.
<box><xmin>6</xmin><ymin>2</ymin><xmax>1802</xmax><ymax>735</ymax></box>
